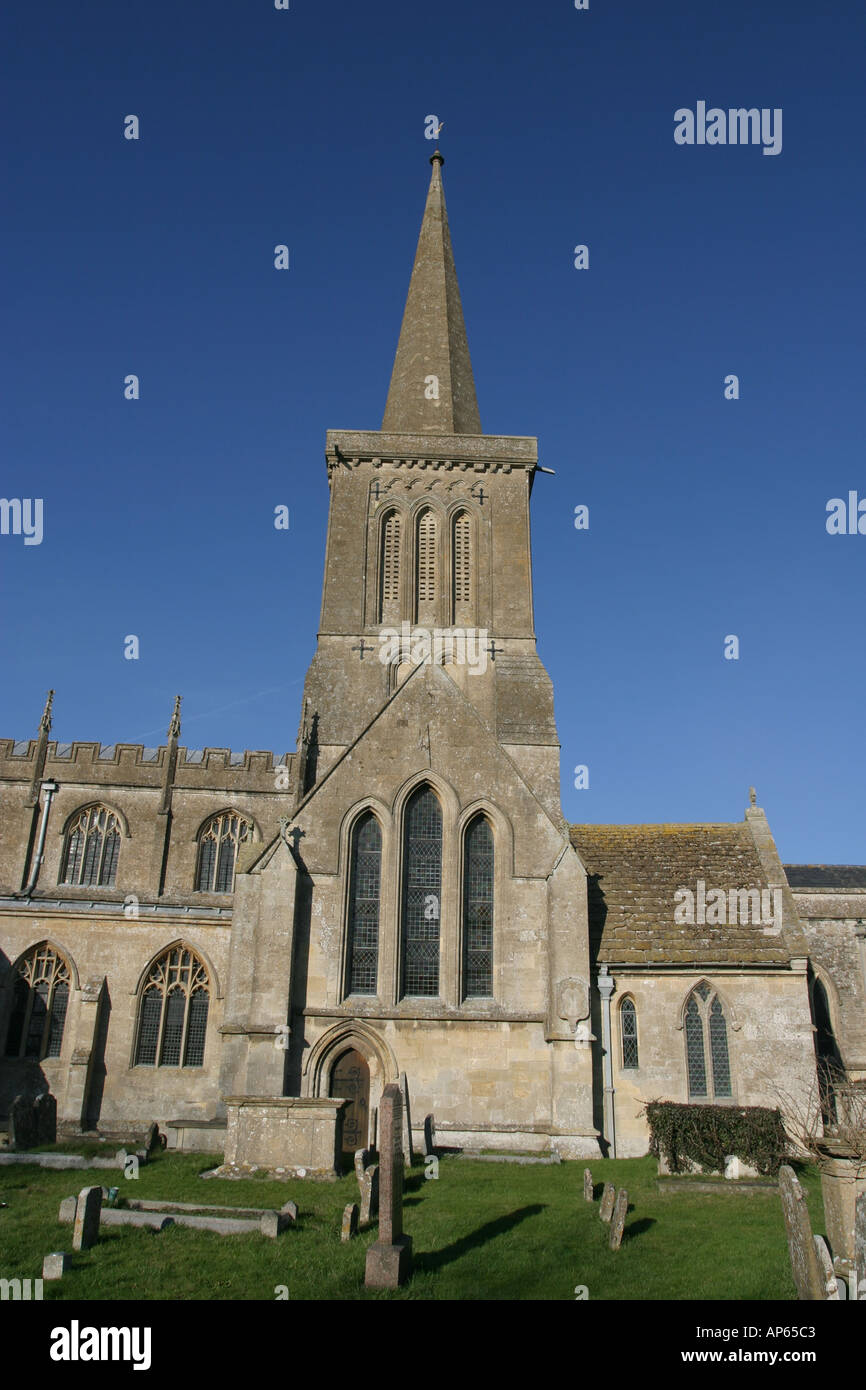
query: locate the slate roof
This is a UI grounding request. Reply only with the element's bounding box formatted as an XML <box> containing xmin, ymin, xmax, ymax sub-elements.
<box><xmin>570</xmin><ymin>823</ymin><xmax>792</xmax><ymax>967</ymax></box>
<box><xmin>784</xmin><ymin>865</ymin><xmax>866</xmax><ymax>890</ymax></box>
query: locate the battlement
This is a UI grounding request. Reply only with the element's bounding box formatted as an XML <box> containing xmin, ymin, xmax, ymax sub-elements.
<box><xmin>0</xmin><ymin>739</ymin><xmax>296</xmax><ymax>792</ymax></box>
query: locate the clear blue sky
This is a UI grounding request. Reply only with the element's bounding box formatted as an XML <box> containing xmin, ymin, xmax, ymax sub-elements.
<box><xmin>2</xmin><ymin>0</ymin><xmax>864</xmax><ymax>862</ymax></box>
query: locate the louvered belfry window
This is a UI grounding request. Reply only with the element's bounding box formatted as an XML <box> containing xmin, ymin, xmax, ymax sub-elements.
<box><xmin>195</xmin><ymin>812</ymin><xmax>252</xmax><ymax>892</ymax></box>
<box><xmin>463</xmin><ymin>815</ymin><xmax>493</xmax><ymax>998</ymax></box>
<box><xmin>415</xmin><ymin>509</ymin><xmax>438</xmax><ymax>624</ymax></box>
<box><xmin>61</xmin><ymin>805</ymin><xmax>121</xmax><ymax>887</ymax></box>
<box><xmin>379</xmin><ymin>510</ymin><xmax>401</xmax><ymax>622</ymax></box>
<box><xmin>685</xmin><ymin>983</ymin><xmax>732</xmax><ymax>1100</ymax></box>
<box><xmin>621</xmin><ymin>997</ymin><xmax>639</xmax><ymax>1069</ymax></box>
<box><xmin>134</xmin><ymin>946</ymin><xmax>210</xmax><ymax>1067</ymax></box>
<box><xmin>4</xmin><ymin>944</ymin><xmax>71</xmax><ymax>1060</ymax></box>
<box><xmin>401</xmin><ymin>786</ymin><xmax>442</xmax><ymax>997</ymax></box>
<box><xmin>346</xmin><ymin>812</ymin><xmax>382</xmax><ymax>995</ymax></box>
<box><xmin>452</xmin><ymin>510</ymin><xmax>472</xmax><ymax>622</ymax></box>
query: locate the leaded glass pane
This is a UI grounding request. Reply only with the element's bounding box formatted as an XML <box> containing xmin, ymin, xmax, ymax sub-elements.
<box><xmin>215</xmin><ymin>836</ymin><xmax>236</xmax><ymax>893</ymax></box>
<box><xmin>709</xmin><ymin>996</ymin><xmax>732</xmax><ymax>1097</ymax></box>
<box><xmin>5</xmin><ymin>977</ymin><xmax>28</xmax><ymax>1057</ymax></box>
<box><xmin>63</xmin><ymin>828</ymin><xmax>84</xmax><ymax>885</ymax></box>
<box><xmin>463</xmin><ymin>816</ymin><xmax>493</xmax><ymax>998</ymax></box>
<box><xmin>101</xmin><ymin>829</ymin><xmax>120</xmax><ymax>886</ymax></box>
<box><xmin>81</xmin><ymin>827</ymin><xmax>103</xmax><ymax>886</ymax></box>
<box><xmin>621</xmin><ymin>998</ymin><xmax>639</xmax><ymax>1068</ymax></box>
<box><xmin>685</xmin><ymin>996</ymin><xmax>707</xmax><ymax>1096</ymax></box>
<box><xmin>24</xmin><ymin>983</ymin><xmax>49</xmax><ymax>1058</ymax></box>
<box><xmin>184</xmin><ymin>990</ymin><xmax>209</xmax><ymax>1066</ymax></box>
<box><xmin>159</xmin><ymin>989</ymin><xmax>185</xmax><ymax>1066</ymax></box>
<box><xmin>46</xmin><ymin>981</ymin><xmax>69</xmax><ymax>1058</ymax></box>
<box><xmin>402</xmin><ymin>787</ymin><xmax>441</xmax><ymax>996</ymax></box>
<box><xmin>197</xmin><ymin>836</ymin><xmax>216</xmax><ymax>891</ymax></box>
<box><xmin>347</xmin><ymin>813</ymin><xmax>381</xmax><ymax>995</ymax></box>
<box><xmin>135</xmin><ymin>989</ymin><xmax>161</xmax><ymax>1065</ymax></box>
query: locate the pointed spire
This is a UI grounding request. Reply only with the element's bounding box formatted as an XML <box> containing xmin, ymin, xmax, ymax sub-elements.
<box><xmin>39</xmin><ymin>689</ymin><xmax>54</xmax><ymax>734</ymax></box>
<box><xmin>383</xmin><ymin>152</ymin><xmax>482</xmax><ymax>435</ymax></box>
<box><xmin>167</xmin><ymin>694</ymin><xmax>182</xmax><ymax>740</ymax></box>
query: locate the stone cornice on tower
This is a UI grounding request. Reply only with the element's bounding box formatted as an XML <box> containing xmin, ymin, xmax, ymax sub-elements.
<box><xmin>382</xmin><ymin>152</ymin><xmax>482</xmax><ymax>436</ymax></box>
<box><xmin>325</xmin><ymin>429</ymin><xmax>537</xmax><ymax>480</ymax></box>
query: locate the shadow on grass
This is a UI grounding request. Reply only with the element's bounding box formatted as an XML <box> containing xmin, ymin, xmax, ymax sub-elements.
<box><xmin>414</xmin><ymin>1204</ymin><xmax>546</xmax><ymax>1273</ymax></box>
<box><xmin>622</xmin><ymin>1216</ymin><xmax>655</xmax><ymax>1243</ymax></box>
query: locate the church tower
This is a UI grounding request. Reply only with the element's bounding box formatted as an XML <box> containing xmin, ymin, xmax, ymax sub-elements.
<box><xmin>220</xmin><ymin>154</ymin><xmax>597</xmax><ymax>1163</ymax></box>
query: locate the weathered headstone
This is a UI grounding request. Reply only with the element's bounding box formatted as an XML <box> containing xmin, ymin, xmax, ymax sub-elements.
<box><xmin>399</xmin><ymin>1072</ymin><xmax>414</xmax><ymax>1165</ymax></box>
<box><xmin>341</xmin><ymin>1202</ymin><xmax>359</xmax><ymax>1242</ymax></box>
<box><xmin>856</xmin><ymin>1190</ymin><xmax>866</xmax><ymax>1300</ymax></box>
<box><xmin>34</xmin><ymin>1093</ymin><xmax>57</xmax><ymax>1145</ymax></box>
<box><xmin>609</xmin><ymin>1189</ymin><xmax>629</xmax><ymax>1250</ymax></box>
<box><xmin>59</xmin><ymin>1195</ymin><xmax>77</xmax><ymax>1224</ymax></box>
<box><xmin>583</xmin><ymin>1168</ymin><xmax>594</xmax><ymax>1202</ymax></box>
<box><xmin>360</xmin><ymin>1164</ymin><xmax>379</xmax><ymax>1227</ymax></box>
<box><xmin>423</xmin><ymin>1114</ymin><xmax>436</xmax><ymax>1158</ymax></box>
<box><xmin>261</xmin><ymin>1209</ymin><xmax>294</xmax><ymax>1238</ymax></box>
<box><xmin>354</xmin><ymin>1148</ymin><xmax>368</xmax><ymax>1187</ymax></box>
<box><xmin>813</xmin><ymin>1235</ymin><xmax>840</xmax><ymax>1300</ymax></box>
<box><xmin>365</xmin><ymin>1083</ymin><xmax>413</xmax><ymax>1288</ymax></box>
<box><xmin>43</xmin><ymin>1252</ymin><xmax>71</xmax><ymax>1280</ymax></box>
<box><xmin>599</xmin><ymin>1182</ymin><xmax>615</xmax><ymax>1222</ymax></box>
<box><xmin>778</xmin><ymin>1165</ymin><xmax>825</xmax><ymax>1300</ymax></box>
<box><xmin>72</xmin><ymin>1185</ymin><xmax>103</xmax><ymax>1251</ymax></box>
<box><xmin>10</xmin><ymin>1095</ymin><xmax>37</xmax><ymax>1150</ymax></box>
<box><xmin>145</xmin><ymin>1122</ymin><xmax>161</xmax><ymax>1153</ymax></box>
<box><xmin>281</xmin><ymin>1200</ymin><xmax>299</xmax><ymax>1224</ymax></box>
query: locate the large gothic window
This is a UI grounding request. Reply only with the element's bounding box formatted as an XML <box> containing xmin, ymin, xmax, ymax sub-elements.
<box><xmin>620</xmin><ymin>997</ymin><xmax>639</xmax><ymax>1069</ymax></box>
<box><xmin>4</xmin><ymin>944</ymin><xmax>71</xmax><ymax>1060</ymax></box>
<box><xmin>345</xmin><ymin>813</ymin><xmax>382</xmax><ymax>996</ymax></box>
<box><xmin>415</xmin><ymin>509</ymin><xmax>438</xmax><ymax>625</ymax></box>
<box><xmin>684</xmin><ymin>983</ymin><xmax>732</xmax><ymax>1100</ymax></box>
<box><xmin>452</xmin><ymin>510</ymin><xmax>472</xmax><ymax>624</ymax></box>
<box><xmin>195</xmin><ymin>811</ymin><xmax>252</xmax><ymax>892</ymax></box>
<box><xmin>463</xmin><ymin>815</ymin><xmax>493</xmax><ymax>998</ymax></box>
<box><xmin>401</xmin><ymin>786</ymin><xmax>442</xmax><ymax>997</ymax></box>
<box><xmin>379</xmin><ymin>510</ymin><xmax>402</xmax><ymax>623</ymax></box>
<box><xmin>134</xmin><ymin>946</ymin><xmax>210</xmax><ymax>1067</ymax></box>
<box><xmin>61</xmin><ymin>805</ymin><xmax>121</xmax><ymax>887</ymax></box>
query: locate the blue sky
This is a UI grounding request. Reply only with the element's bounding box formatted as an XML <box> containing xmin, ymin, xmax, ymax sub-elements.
<box><xmin>1</xmin><ymin>0</ymin><xmax>864</xmax><ymax>861</ymax></box>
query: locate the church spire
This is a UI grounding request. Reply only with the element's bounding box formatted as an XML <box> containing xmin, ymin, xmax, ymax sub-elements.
<box><xmin>382</xmin><ymin>151</ymin><xmax>482</xmax><ymax>435</ymax></box>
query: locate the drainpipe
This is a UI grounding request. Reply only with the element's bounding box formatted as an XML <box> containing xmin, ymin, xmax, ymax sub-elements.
<box><xmin>597</xmin><ymin>966</ymin><xmax>617</xmax><ymax>1158</ymax></box>
<box><xmin>19</xmin><ymin>780</ymin><xmax>58</xmax><ymax>897</ymax></box>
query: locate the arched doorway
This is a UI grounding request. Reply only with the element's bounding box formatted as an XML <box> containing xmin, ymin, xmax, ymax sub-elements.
<box><xmin>329</xmin><ymin>1048</ymin><xmax>370</xmax><ymax>1157</ymax></box>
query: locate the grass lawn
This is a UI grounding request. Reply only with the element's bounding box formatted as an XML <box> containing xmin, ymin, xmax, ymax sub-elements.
<box><xmin>0</xmin><ymin>1151</ymin><xmax>824</xmax><ymax>1301</ymax></box>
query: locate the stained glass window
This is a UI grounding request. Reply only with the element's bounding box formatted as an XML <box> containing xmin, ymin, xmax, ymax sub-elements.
<box><xmin>4</xmin><ymin>945</ymin><xmax>72</xmax><ymax>1060</ymax></box>
<box><xmin>463</xmin><ymin>815</ymin><xmax>493</xmax><ymax>998</ymax></box>
<box><xmin>401</xmin><ymin>786</ymin><xmax>441</xmax><ymax>997</ymax></box>
<box><xmin>346</xmin><ymin>813</ymin><xmax>382</xmax><ymax>995</ymax></box>
<box><xmin>134</xmin><ymin>947</ymin><xmax>209</xmax><ymax>1067</ymax></box>
<box><xmin>61</xmin><ymin>805</ymin><xmax>122</xmax><ymax>887</ymax></box>
<box><xmin>621</xmin><ymin>997</ymin><xmax>639</xmax><ymax>1068</ymax></box>
<box><xmin>685</xmin><ymin>984</ymin><xmax>732</xmax><ymax>1101</ymax></box>
<box><xmin>195</xmin><ymin>812</ymin><xmax>252</xmax><ymax>892</ymax></box>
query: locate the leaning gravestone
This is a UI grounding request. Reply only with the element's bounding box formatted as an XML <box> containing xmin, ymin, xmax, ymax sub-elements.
<box><xmin>365</xmin><ymin>1083</ymin><xmax>413</xmax><ymax>1288</ymax></box>
<box><xmin>423</xmin><ymin>1114</ymin><xmax>436</xmax><ymax>1158</ymax></box>
<box><xmin>778</xmin><ymin>1165</ymin><xmax>826</xmax><ymax>1300</ymax></box>
<box><xmin>341</xmin><ymin>1202</ymin><xmax>359</xmax><ymax>1242</ymax></box>
<box><xmin>399</xmin><ymin>1072</ymin><xmax>415</xmax><ymax>1165</ymax></box>
<box><xmin>9</xmin><ymin>1095</ymin><xmax>37</xmax><ymax>1150</ymax></box>
<box><xmin>59</xmin><ymin>1195</ymin><xmax>78</xmax><ymax>1224</ymax></box>
<box><xmin>855</xmin><ymin>1190</ymin><xmax>866</xmax><ymax>1300</ymax></box>
<box><xmin>34</xmin><ymin>1093</ymin><xmax>57</xmax><ymax>1144</ymax></box>
<box><xmin>599</xmin><ymin>1182</ymin><xmax>615</xmax><ymax>1222</ymax></box>
<box><xmin>360</xmin><ymin>1164</ymin><xmax>379</xmax><ymax>1227</ymax></box>
<box><xmin>145</xmin><ymin>1122</ymin><xmax>161</xmax><ymax>1153</ymax></box>
<box><xmin>583</xmin><ymin>1168</ymin><xmax>594</xmax><ymax>1202</ymax></box>
<box><xmin>609</xmin><ymin>1189</ymin><xmax>629</xmax><ymax>1250</ymax></box>
<box><xmin>72</xmin><ymin>1185</ymin><xmax>103</xmax><ymax>1252</ymax></box>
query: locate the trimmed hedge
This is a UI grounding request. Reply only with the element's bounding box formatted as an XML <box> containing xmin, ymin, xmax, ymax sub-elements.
<box><xmin>645</xmin><ymin>1101</ymin><xmax>788</xmax><ymax>1176</ymax></box>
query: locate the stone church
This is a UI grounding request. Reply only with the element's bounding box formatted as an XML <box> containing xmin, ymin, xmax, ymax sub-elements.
<box><xmin>1</xmin><ymin>153</ymin><xmax>864</xmax><ymax>1163</ymax></box>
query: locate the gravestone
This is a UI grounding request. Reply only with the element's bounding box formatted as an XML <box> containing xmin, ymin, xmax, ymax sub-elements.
<box><xmin>43</xmin><ymin>1252</ymin><xmax>71</xmax><ymax>1280</ymax></box>
<box><xmin>281</xmin><ymin>1200</ymin><xmax>299</xmax><ymax>1224</ymax></box>
<box><xmin>72</xmin><ymin>1185</ymin><xmax>103</xmax><ymax>1252</ymax></box>
<box><xmin>399</xmin><ymin>1072</ymin><xmax>414</xmax><ymax>1165</ymax></box>
<box><xmin>778</xmin><ymin>1165</ymin><xmax>825</xmax><ymax>1300</ymax></box>
<box><xmin>34</xmin><ymin>1093</ymin><xmax>57</xmax><ymax>1145</ymax></box>
<box><xmin>609</xmin><ymin>1189</ymin><xmax>629</xmax><ymax>1250</ymax></box>
<box><xmin>59</xmin><ymin>1195</ymin><xmax>77</xmax><ymax>1224</ymax></box>
<box><xmin>856</xmin><ymin>1190</ymin><xmax>866</xmax><ymax>1300</ymax></box>
<box><xmin>9</xmin><ymin>1095</ymin><xmax>37</xmax><ymax>1150</ymax></box>
<box><xmin>354</xmin><ymin>1148</ymin><xmax>368</xmax><ymax>1187</ymax></box>
<box><xmin>145</xmin><ymin>1122</ymin><xmax>161</xmax><ymax>1153</ymax></box>
<box><xmin>341</xmin><ymin>1202</ymin><xmax>359</xmax><ymax>1242</ymax></box>
<box><xmin>423</xmin><ymin>1114</ymin><xmax>436</xmax><ymax>1158</ymax></box>
<box><xmin>599</xmin><ymin>1182</ymin><xmax>615</xmax><ymax>1222</ymax></box>
<box><xmin>813</xmin><ymin>1235</ymin><xmax>840</xmax><ymax>1300</ymax></box>
<box><xmin>583</xmin><ymin>1168</ymin><xmax>594</xmax><ymax>1202</ymax></box>
<box><xmin>364</xmin><ymin>1083</ymin><xmax>413</xmax><ymax>1288</ymax></box>
<box><xmin>261</xmin><ymin>1209</ymin><xmax>294</xmax><ymax>1238</ymax></box>
<box><xmin>360</xmin><ymin>1164</ymin><xmax>379</xmax><ymax>1227</ymax></box>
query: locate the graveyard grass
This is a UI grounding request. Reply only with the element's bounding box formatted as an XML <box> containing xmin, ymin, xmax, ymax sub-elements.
<box><xmin>0</xmin><ymin>1150</ymin><xmax>825</xmax><ymax>1301</ymax></box>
